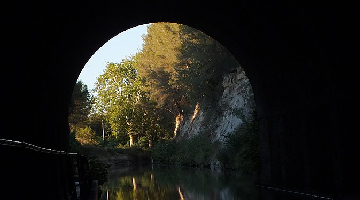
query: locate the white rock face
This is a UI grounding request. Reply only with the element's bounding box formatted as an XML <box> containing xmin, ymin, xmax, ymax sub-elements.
<box><xmin>177</xmin><ymin>67</ymin><xmax>254</xmax><ymax>144</ymax></box>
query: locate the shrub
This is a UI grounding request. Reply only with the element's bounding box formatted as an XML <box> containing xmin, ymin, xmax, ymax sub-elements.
<box><xmin>88</xmin><ymin>157</ymin><xmax>110</xmax><ymax>185</ymax></box>
<box><xmin>152</xmin><ymin>140</ymin><xmax>177</xmax><ymax>163</ymax></box>
<box><xmin>69</xmin><ymin>130</ymin><xmax>82</xmax><ymax>152</ymax></box>
<box><xmin>75</xmin><ymin>126</ymin><xmax>99</xmax><ymax>145</ymax></box>
<box><xmin>115</xmin><ymin>146</ymin><xmax>151</xmax><ymax>163</ymax></box>
<box><xmin>152</xmin><ymin>134</ymin><xmax>218</xmax><ymax>167</ymax></box>
<box><xmin>218</xmin><ymin>120</ymin><xmax>260</xmax><ymax>173</ymax></box>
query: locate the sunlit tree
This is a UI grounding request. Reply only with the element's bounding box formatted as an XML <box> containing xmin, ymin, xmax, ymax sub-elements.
<box><xmin>94</xmin><ymin>57</ymin><xmax>173</xmax><ymax>146</ymax></box>
<box><xmin>136</xmin><ymin>23</ymin><xmax>239</xmax><ymax>136</ymax></box>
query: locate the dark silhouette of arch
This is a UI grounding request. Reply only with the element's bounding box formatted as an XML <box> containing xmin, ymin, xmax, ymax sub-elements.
<box><xmin>3</xmin><ymin>1</ymin><xmax>359</xmax><ymax>199</ymax></box>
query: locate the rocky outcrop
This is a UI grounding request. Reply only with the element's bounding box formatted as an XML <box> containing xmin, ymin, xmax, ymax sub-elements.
<box><xmin>176</xmin><ymin>67</ymin><xmax>255</xmax><ymax>144</ymax></box>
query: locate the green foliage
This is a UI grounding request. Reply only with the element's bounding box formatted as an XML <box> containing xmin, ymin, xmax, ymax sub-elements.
<box><xmin>88</xmin><ymin>157</ymin><xmax>110</xmax><ymax>186</ymax></box>
<box><xmin>115</xmin><ymin>146</ymin><xmax>152</xmax><ymax>163</ymax></box>
<box><xmin>137</xmin><ymin>23</ymin><xmax>184</xmax><ymax>115</ymax></box>
<box><xmin>68</xmin><ymin>24</ymin><xmax>255</xmax><ymax>175</ymax></box>
<box><xmin>152</xmin><ymin>135</ymin><xmax>218</xmax><ymax>167</ymax></box>
<box><xmin>73</xmin><ymin>126</ymin><xmax>99</xmax><ymax>145</ymax></box>
<box><xmin>96</xmin><ymin>135</ymin><xmax>119</xmax><ymax>148</ymax></box>
<box><xmin>177</xmin><ymin>135</ymin><xmax>218</xmax><ymax>166</ymax></box>
<box><xmin>88</xmin><ymin>113</ymin><xmax>112</xmax><ymax>139</ymax></box>
<box><xmin>218</xmin><ymin>119</ymin><xmax>260</xmax><ymax>173</ymax></box>
<box><xmin>94</xmin><ymin>58</ymin><xmax>145</xmax><ymax>115</ymax></box>
<box><xmin>93</xmin><ymin>57</ymin><xmax>173</xmax><ymax>146</ymax></box>
<box><xmin>151</xmin><ymin>140</ymin><xmax>177</xmax><ymax>163</ymax></box>
<box><xmin>68</xmin><ymin>130</ymin><xmax>82</xmax><ymax>152</ymax></box>
<box><xmin>176</xmin><ymin>25</ymin><xmax>239</xmax><ymax>109</ymax></box>
<box><xmin>136</xmin><ymin>23</ymin><xmax>239</xmax><ymax>117</ymax></box>
<box><xmin>152</xmin><ymin>119</ymin><xmax>260</xmax><ymax>173</ymax></box>
<box><xmin>68</xmin><ymin>81</ymin><xmax>98</xmax><ymax>147</ymax></box>
<box><xmin>68</xmin><ymin>81</ymin><xmax>92</xmax><ymax>127</ymax></box>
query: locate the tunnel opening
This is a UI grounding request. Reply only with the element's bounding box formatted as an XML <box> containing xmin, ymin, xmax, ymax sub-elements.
<box><xmin>70</xmin><ymin>22</ymin><xmax>257</xmax><ymax>148</ymax></box>
<box><xmin>4</xmin><ymin>2</ymin><xmax>359</xmax><ymax>199</ymax></box>
<box><xmin>69</xmin><ymin>22</ymin><xmax>259</xmax><ymax>199</ymax></box>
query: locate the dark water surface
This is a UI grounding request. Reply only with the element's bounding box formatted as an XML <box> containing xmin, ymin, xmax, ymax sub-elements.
<box><xmin>101</xmin><ymin>165</ymin><xmax>259</xmax><ymax>200</ymax></box>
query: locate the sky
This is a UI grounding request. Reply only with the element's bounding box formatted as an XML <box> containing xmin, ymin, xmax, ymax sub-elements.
<box><xmin>77</xmin><ymin>24</ymin><xmax>149</xmax><ymax>92</ymax></box>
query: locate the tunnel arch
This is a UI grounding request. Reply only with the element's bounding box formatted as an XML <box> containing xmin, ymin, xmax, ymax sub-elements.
<box><xmin>4</xmin><ymin>1</ymin><xmax>359</xmax><ymax>199</ymax></box>
<box><xmin>64</xmin><ymin>8</ymin><xmax>286</xmax><ymax>190</ymax></box>
<box><xmin>66</xmin><ymin>11</ymin><xmax>355</xmax><ymax>195</ymax></box>
<box><xmin>74</xmin><ymin>21</ymin><xmax>257</xmax><ymax>148</ymax></box>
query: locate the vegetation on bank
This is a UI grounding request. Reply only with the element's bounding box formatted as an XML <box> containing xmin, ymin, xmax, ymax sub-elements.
<box><xmin>218</xmin><ymin>119</ymin><xmax>260</xmax><ymax>172</ymax></box>
<box><xmin>88</xmin><ymin>158</ymin><xmax>110</xmax><ymax>186</ymax></box>
<box><xmin>69</xmin><ymin>23</ymin><xmax>240</xmax><ymax>149</ymax></box>
<box><xmin>70</xmin><ymin>119</ymin><xmax>260</xmax><ymax>174</ymax></box>
<box><xmin>68</xmin><ymin>22</ymin><xmax>259</xmax><ymax>177</ymax></box>
<box><xmin>152</xmin><ymin>134</ymin><xmax>219</xmax><ymax>167</ymax></box>
<box><xmin>152</xmin><ymin>117</ymin><xmax>260</xmax><ymax>173</ymax></box>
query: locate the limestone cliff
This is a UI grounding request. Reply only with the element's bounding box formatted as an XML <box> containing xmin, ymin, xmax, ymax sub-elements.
<box><xmin>176</xmin><ymin>67</ymin><xmax>255</xmax><ymax>144</ymax></box>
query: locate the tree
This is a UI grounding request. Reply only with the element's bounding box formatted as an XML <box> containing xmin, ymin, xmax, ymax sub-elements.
<box><xmin>136</xmin><ymin>23</ymin><xmax>240</xmax><ymax>135</ymax></box>
<box><xmin>91</xmin><ymin>23</ymin><xmax>242</xmax><ymax>144</ymax></box>
<box><xmin>93</xmin><ymin>57</ymin><xmax>173</xmax><ymax>146</ymax></box>
<box><xmin>136</xmin><ymin>23</ymin><xmax>185</xmax><ymax>117</ymax></box>
<box><xmin>68</xmin><ymin>81</ymin><xmax>92</xmax><ymax>127</ymax></box>
<box><xmin>68</xmin><ymin>81</ymin><xmax>99</xmax><ymax>145</ymax></box>
<box><xmin>176</xmin><ymin>25</ymin><xmax>239</xmax><ymax>108</ymax></box>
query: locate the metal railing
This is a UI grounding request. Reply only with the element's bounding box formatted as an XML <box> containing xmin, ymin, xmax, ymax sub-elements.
<box><xmin>1</xmin><ymin>138</ymin><xmax>91</xmax><ymax>200</ymax></box>
<box><xmin>256</xmin><ymin>183</ymin><xmax>335</xmax><ymax>200</ymax></box>
<box><xmin>0</xmin><ymin>138</ymin><xmax>69</xmax><ymax>154</ymax></box>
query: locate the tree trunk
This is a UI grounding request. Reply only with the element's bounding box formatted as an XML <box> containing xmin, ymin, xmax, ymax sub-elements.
<box><xmin>102</xmin><ymin>120</ymin><xmax>105</xmax><ymax>141</ymax></box>
<box><xmin>129</xmin><ymin>134</ymin><xmax>134</xmax><ymax>146</ymax></box>
<box><xmin>173</xmin><ymin>112</ymin><xmax>184</xmax><ymax>138</ymax></box>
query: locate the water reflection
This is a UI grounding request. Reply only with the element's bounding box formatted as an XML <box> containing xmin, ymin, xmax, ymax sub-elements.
<box><xmin>101</xmin><ymin>165</ymin><xmax>259</xmax><ymax>200</ymax></box>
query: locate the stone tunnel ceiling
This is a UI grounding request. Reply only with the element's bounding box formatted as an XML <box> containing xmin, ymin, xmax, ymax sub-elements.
<box><xmin>3</xmin><ymin>1</ymin><xmax>359</xmax><ymax>197</ymax></box>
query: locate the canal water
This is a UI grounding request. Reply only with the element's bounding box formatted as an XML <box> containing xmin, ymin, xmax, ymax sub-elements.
<box><xmin>100</xmin><ymin>165</ymin><xmax>259</xmax><ymax>200</ymax></box>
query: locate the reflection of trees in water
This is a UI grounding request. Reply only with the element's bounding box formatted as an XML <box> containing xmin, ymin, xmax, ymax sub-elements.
<box><xmin>102</xmin><ymin>167</ymin><xmax>258</xmax><ymax>200</ymax></box>
<box><xmin>103</xmin><ymin>170</ymin><xmax>179</xmax><ymax>200</ymax></box>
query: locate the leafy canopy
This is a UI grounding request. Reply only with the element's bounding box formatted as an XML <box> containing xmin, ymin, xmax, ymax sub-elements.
<box><xmin>136</xmin><ymin>23</ymin><xmax>240</xmax><ymax>116</ymax></box>
<box><xmin>93</xmin><ymin>57</ymin><xmax>173</xmax><ymax>145</ymax></box>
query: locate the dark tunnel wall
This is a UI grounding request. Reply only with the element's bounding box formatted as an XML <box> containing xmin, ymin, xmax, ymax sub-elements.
<box><xmin>3</xmin><ymin>1</ymin><xmax>359</xmax><ymax>199</ymax></box>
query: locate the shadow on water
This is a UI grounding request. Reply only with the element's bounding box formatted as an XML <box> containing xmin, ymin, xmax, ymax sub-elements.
<box><xmin>101</xmin><ymin>165</ymin><xmax>259</xmax><ymax>200</ymax></box>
